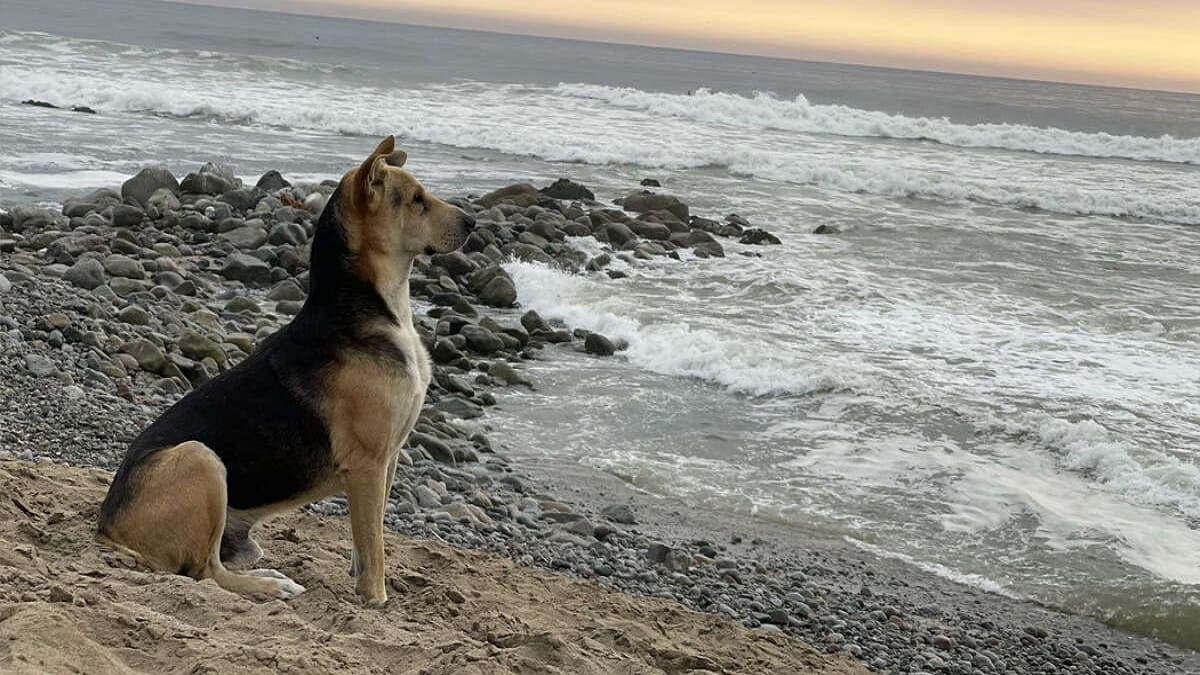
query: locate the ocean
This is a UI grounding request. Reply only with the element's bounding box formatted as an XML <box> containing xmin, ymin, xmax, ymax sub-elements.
<box><xmin>3</xmin><ymin>0</ymin><xmax>1200</xmax><ymax>647</ymax></box>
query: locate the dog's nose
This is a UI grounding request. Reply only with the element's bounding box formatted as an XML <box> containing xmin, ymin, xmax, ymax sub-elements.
<box><xmin>461</xmin><ymin>212</ymin><xmax>476</xmax><ymax>231</ymax></box>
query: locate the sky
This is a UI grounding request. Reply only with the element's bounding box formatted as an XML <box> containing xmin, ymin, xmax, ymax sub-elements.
<box><xmin>183</xmin><ymin>0</ymin><xmax>1200</xmax><ymax>93</ymax></box>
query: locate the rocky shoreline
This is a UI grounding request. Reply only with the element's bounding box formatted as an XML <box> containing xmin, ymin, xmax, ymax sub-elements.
<box><xmin>0</xmin><ymin>161</ymin><xmax>1195</xmax><ymax>675</ymax></box>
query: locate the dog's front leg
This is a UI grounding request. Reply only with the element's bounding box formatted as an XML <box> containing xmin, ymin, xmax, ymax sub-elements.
<box><xmin>342</xmin><ymin>466</ymin><xmax>389</xmax><ymax>606</ymax></box>
<box><xmin>349</xmin><ymin>452</ymin><xmax>400</xmax><ymax>579</ymax></box>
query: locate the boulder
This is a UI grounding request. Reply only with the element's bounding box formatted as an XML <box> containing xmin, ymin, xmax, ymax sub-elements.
<box><xmin>739</xmin><ymin>228</ymin><xmax>781</xmax><ymax>245</ymax></box>
<box><xmin>110</xmin><ymin>204</ymin><xmax>145</xmax><ymax>228</ymax></box>
<box><xmin>598</xmin><ymin>222</ymin><xmax>637</xmax><ymax>247</ymax></box>
<box><xmin>621</xmin><ymin>191</ymin><xmax>689</xmax><ymax>221</ymax></box>
<box><xmin>63</xmin><ymin>258</ymin><xmax>106</xmax><ymax>290</ymax></box>
<box><xmin>479</xmin><ymin>275</ymin><xmax>518</xmax><ymax>308</ymax></box>
<box><xmin>640</xmin><ymin>178</ymin><xmax>661</xmax><ymax>187</ymax></box>
<box><xmin>121</xmin><ymin>339</ymin><xmax>167</xmax><ymax>374</ymax></box>
<box><xmin>584</xmin><ymin>332</ymin><xmax>616</xmax><ymax>356</ymax></box>
<box><xmin>540</xmin><ymin>178</ymin><xmax>594</xmax><ymax>201</ymax></box>
<box><xmin>629</xmin><ymin>220</ymin><xmax>672</xmax><ymax>241</ymax></box>
<box><xmin>62</xmin><ymin>188</ymin><xmax>122</xmax><ymax>218</ymax></box>
<box><xmin>461</xmin><ymin>325</ymin><xmax>505</xmax><ymax>355</ymax></box>
<box><xmin>476</xmin><ymin>183</ymin><xmax>540</xmax><ymax>209</ymax></box>
<box><xmin>8</xmin><ymin>205</ymin><xmax>57</xmax><ymax>231</ymax></box>
<box><xmin>219</xmin><ymin>225</ymin><xmax>269</xmax><ymax>250</ymax></box>
<box><xmin>178</xmin><ymin>330</ymin><xmax>226</xmax><ymax>365</ymax></box>
<box><xmin>180</xmin><ymin>171</ymin><xmax>234</xmax><ymax>195</ymax></box>
<box><xmin>102</xmin><ymin>254</ymin><xmax>145</xmax><ymax>280</ymax></box>
<box><xmin>256</xmin><ymin>170</ymin><xmax>291</xmax><ymax>192</ymax></box>
<box><xmin>220</xmin><ymin>253</ymin><xmax>271</xmax><ymax>285</ymax></box>
<box><xmin>219</xmin><ymin>187</ymin><xmax>266</xmax><ymax>212</ymax></box>
<box><xmin>122</xmin><ymin>166</ymin><xmax>179</xmax><ymax>208</ymax></box>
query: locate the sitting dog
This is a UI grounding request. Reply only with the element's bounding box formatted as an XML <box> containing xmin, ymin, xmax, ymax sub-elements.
<box><xmin>98</xmin><ymin>136</ymin><xmax>475</xmax><ymax>605</ymax></box>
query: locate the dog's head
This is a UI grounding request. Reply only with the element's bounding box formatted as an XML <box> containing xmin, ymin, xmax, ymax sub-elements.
<box><xmin>343</xmin><ymin>136</ymin><xmax>474</xmax><ymax>259</ymax></box>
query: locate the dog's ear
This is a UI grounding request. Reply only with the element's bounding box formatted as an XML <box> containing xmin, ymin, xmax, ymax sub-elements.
<box><xmin>354</xmin><ymin>136</ymin><xmax>396</xmax><ymax>207</ymax></box>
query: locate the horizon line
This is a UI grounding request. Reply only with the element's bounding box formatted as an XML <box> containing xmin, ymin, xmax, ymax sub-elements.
<box><xmin>166</xmin><ymin>0</ymin><xmax>1200</xmax><ymax>97</ymax></box>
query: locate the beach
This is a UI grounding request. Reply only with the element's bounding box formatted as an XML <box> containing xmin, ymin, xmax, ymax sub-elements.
<box><xmin>1</xmin><ymin>164</ymin><xmax>1197</xmax><ymax>673</ymax></box>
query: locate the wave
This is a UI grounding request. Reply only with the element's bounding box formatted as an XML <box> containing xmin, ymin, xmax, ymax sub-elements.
<box><xmin>504</xmin><ymin>261</ymin><xmax>863</xmax><ymax>397</ymax></box>
<box><xmin>557</xmin><ymin>83</ymin><xmax>1200</xmax><ymax>166</ymax></box>
<box><xmin>4</xmin><ymin>60</ymin><xmax>1199</xmax><ymax>225</ymax></box>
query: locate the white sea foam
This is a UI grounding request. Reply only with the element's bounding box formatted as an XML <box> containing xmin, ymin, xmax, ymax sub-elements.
<box><xmin>557</xmin><ymin>83</ymin><xmax>1200</xmax><ymax>165</ymax></box>
<box><xmin>3</xmin><ymin>62</ymin><xmax>1198</xmax><ymax>224</ymax></box>
<box><xmin>0</xmin><ymin>169</ymin><xmax>129</xmax><ymax>190</ymax></box>
<box><xmin>847</xmin><ymin>539</ymin><xmax>1023</xmax><ymax>599</ymax></box>
<box><xmin>505</xmin><ymin>261</ymin><xmax>863</xmax><ymax>397</ymax></box>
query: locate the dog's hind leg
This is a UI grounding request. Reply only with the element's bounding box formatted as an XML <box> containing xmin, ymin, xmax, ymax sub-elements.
<box><xmin>101</xmin><ymin>441</ymin><xmax>304</xmax><ymax>599</ymax></box>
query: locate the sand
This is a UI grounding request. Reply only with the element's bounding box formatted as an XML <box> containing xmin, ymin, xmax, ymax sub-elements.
<box><xmin>0</xmin><ymin>459</ymin><xmax>864</xmax><ymax>675</ymax></box>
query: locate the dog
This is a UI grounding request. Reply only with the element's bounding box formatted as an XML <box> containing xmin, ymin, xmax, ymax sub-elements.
<box><xmin>97</xmin><ymin>136</ymin><xmax>475</xmax><ymax>605</ymax></box>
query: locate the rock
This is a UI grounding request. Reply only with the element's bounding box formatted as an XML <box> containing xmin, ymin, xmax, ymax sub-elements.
<box><xmin>219</xmin><ymin>187</ymin><xmax>266</xmax><ymax>212</ymax></box>
<box><xmin>9</xmin><ymin>205</ymin><xmax>57</xmax><ymax>231</ymax></box>
<box><xmin>21</xmin><ymin>99</ymin><xmax>58</xmax><ymax>109</ymax></box>
<box><xmin>739</xmin><ymin>228</ymin><xmax>781</xmax><ymax>245</ymax></box>
<box><xmin>220</xmin><ymin>254</ymin><xmax>271</xmax><ymax>285</ymax></box>
<box><xmin>645</xmin><ymin>544</ymin><xmax>672</xmax><ymax>564</ymax></box>
<box><xmin>584</xmin><ymin>332</ymin><xmax>616</xmax><ymax>356</ymax></box>
<box><xmin>219</xmin><ymin>225</ymin><xmax>268</xmax><ymax>250</ymax></box>
<box><xmin>24</xmin><ymin>354</ymin><xmax>57</xmax><ymax>377</ymax></box>
<box><xmin>256</xmin><ymin>170</ymin><xmax>291</xmax><ymax>192</ymax></box>
<box><xmin>122</xmin><ymin>340</ymin><xmax>167</xmax><ymax>373</ymax></box>
<box><xmin>180</xmin><ymin>171</ymin><xmax>234</xmax><ymax>195</ymax></box>
<box><xmin>629</xmin><ymin>220</ymin><xmax>672</xmax><ymax>241</ymax></box>
<box><xmin>540</xmin><ymin>178</ymin><xmax>594</xmax><ymax>201</ymax></box>
<box><xmin>178</xmin><ymin>331</ymin><xmax>226</xmax><ymax>365</ymax></box>
<box><xmin>478</xmin><ymin>276</ymin><xmax>517</xmax><ymax>308</ymax></box>
<box><xmin>63</xmin><ymin>258</ymin><xmax>106</xmax><ymax>290</ymax></box>
<box><xmin>117</xmin><ymin>305</ymin><xmax>151</xmax><ymax>326</ymax></box>
<box><xmin>122</xmin><ymin>166</ymin><xmax>179</xmax><ymax>208</ymax></box>
<box><xmin>111</xmin><ymin>204</ymin><xmax>145</xmax><ymax>228</ymax></box>
<box><xmin>0</xmin><ymin>273</ymin><xmax>10</xmax><ymax>294</ymax></box>
<box><xmin>62</xmin><ymin>188</ymin><xmax>122</xmax><ymax>218</ymax></box>
<box><xmin>599</xmin><ymin>222</ymin><xmax>637</xmax><ymax>247</ymax></box>
<box><xmin>520</xmin><ymin>310</ymin><xmax>551</xmax><ymax>334</ymax></box>
<box><xmin>461</xmin><ymin>325</ymin><xmax>504</xmax><ymax>355</ymax></box>
<box><xmin>477</xmin><ymin>183</ymin><xmax>541</xmax><ymax>208</ymax></box>
<box><xmin>489</xmin><ymin>362</ymin><xmax>532</xmax><ymax>388</ymax></box>
<box><xmin>430</xmin><ymin>252</ymin><xmax>477</xmax><ymax>277</ymax></box>
<box><xmin>72</xmin><ymin>106</ymin><xmax>97</xmax><ymax>114</ymax></box>
<box><xmin>640</xmin><ymin>178</ymin><xmax>661</xmax><ymax>187</ymax></box>
<box><xmin>225</xmin><ymin>296</ymin><xmax>259</xmax><ymax>314</ymax></box>
<box><xmin>813</xmin><ymin>224</ymin><xmax>840</xmax><ymax>235</ymax></box>
<box><xmin>413</xmin><ymin>484</ymin><xmax>442</xmax><ymax>509</ymax></box>
<box><xmin>267</xmin><ymin>279</ymin><xmax>305</xmax><ymax>302</ymax></box>
<box><xmin>601</xmin><ymin>504</ymin><xmax>636</xmax><ymax>524</ymax></box>
<box><xmin>102</xmin><ymin>254</ymin><xmax>145</xmax><ymax>280</ymax></box>
<box><xmin>931</xmin><ymin>635</ymin><xmax>955</xmax><ymax>651</ymax></box>
<box><xmin>268</xmin><ymin>222</ymin><xmax>306</xmax><ymax>246</ymax></box>
<box><xmin>432</xmin><ymin>396</ymin><xmax>484</xmax><ymax>420</ymax></box>
<box><xmin>621</xmin><ymin>191</ymin><xmax>689</xmax><ymax>221</ymax></box>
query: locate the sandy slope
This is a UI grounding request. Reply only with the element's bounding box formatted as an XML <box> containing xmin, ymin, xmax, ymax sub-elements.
<box><xmin>0</xmin><ymin>460</ymin><xmax>863</xmax><ymax>675</ymax></box>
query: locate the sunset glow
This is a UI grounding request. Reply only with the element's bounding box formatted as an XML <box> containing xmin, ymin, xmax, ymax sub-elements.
<box><xmin>187</xmin><ymin>0</ymin><xmax>1200</xmax><ymax>92</ymax></box>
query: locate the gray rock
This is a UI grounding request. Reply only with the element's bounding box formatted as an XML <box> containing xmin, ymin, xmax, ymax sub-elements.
<box><xmin>599</xmin><ymin>222</ymin><xmax>637</xmax><ymax>247</ymax></box>
<box><xmin>180</xmin><ymin>171</ymin><xmax>233</xmax><ymax>195</ymax></box>
<box><xmin>178</xmin><ymin>330</ymin><xmax>226</xmax><ymax>365</ymax></box>
<box><xmin>225</xmin><ymin>296</ymin><xmax>259</xmax><ymax>314</ymax></box>
<box><xmin>117</xmin><ymin>305</ymin><xmax>151</xmax><ymax>325</ymax></box>
<box><xmin>520</xmin><ymin>310</ymin><xmax>551</xmax><ymax>334</ymax></box>
<box><xmin>540</xmin><ymin>178</ymin><xmax>594</xmax><ymax>201</ymax></box>
<box><xmin>219</xmin><ymin>187</ymin><xmax>266</xmax><ymax>212</ymax></box>
<box><xmin>413</xmin><ymin>484</ymin><xmax>442</xmax><ymax>509</ymax></box>
<box><xmin>268</xmin><ymin>222</ymin><xmax>306</xmax><ymax>246</ymax></box>
<box><xmin>266</xmin><ymin>279</ymin><xmax>305</xmax><ymax>301</ymax></box>
<box><xmin>432</xmin><ymin>396</ymin><xmax>484</xmax><ymax>419</ymax></box>
<box><xmin>584</xmin><ymin>332</ymin><xmax>616</xmax><ymax>356</ymax></box>
<box><xmin>110</xmin><ymin>204</ymin><xmax>145</xmax><ymax>228</ymax></box>
<box><xmin>122</xmin><ymin>166</ymin><xmax>179</xmax><ymax>208</ymax></box>
<box><xmin>489</xmin><ymin>362</ymin><xmax>532</xmax><ymax>388</ymax></box>
<box><xmin>63</xmin><ymin>258</ymin><xmax>106</xmax><ymax>290</ymax></box>
<box><xmin>461</xmin><ymin>325</ymin><xmax>504</xmax><ymax>355</ymax></box>
<box><xmin>476</xmin><ymin>183</ymin><xmax>540</xmax><ymax>208</ymax></box>
<box><xmin>622</xmin><ymin>191</ymin><xmax>689</xmax><ymax>221</ymax></box>
<box><xmin>62</xmin><ymin>188</ymin><xmax>122</xmax><ymax>218</ymax></box>
<box><xmin>478</xmin><ymin>276</ymin><xmax>517</xmax><ymax>308</ymax></box>
<box><xmin>24</xmin><ymin>354</ymin><xmax>57</xmax><ymax>377</ymax></box>
<box><xmin>601</xmin><ymin>504</ymin><xmax>637</xmax><ymax>524</ymax></box>
<box><xmin>103</xmin><ymin>254</ymin><xmax>145</xmax><ymax>280</ymax></box>
<box><xmin>739</xmin><ymin>228</ymin><xmax>781</xmax><ymax>245</ymax></box>
<box><xmin>0</xmin><ymin>273</ymin><xmax>10</xmax><ymax>294</ymax></box>
<box><xmin>220</xmin><ymin>254</ymin><xmax>271</xmax><ymax>285</ymax></box>
<box><xmin>219</xmin><ymin>225</ymin><xmax>268</xmax><ymax>250</ymax></box>
<box><xmin>9</xmin><ymin>205</ymin><xmax>57</xmax><ymax>231</ymax></box>
<box><xmin>256</xmin><ymin>170</ymin><xmax>291</xmax><ymax>192</ymax></box>
<box><xmin>122</xmin><ymin>339</ymin><xmax>167</xmax><ymax>373</ymax></box>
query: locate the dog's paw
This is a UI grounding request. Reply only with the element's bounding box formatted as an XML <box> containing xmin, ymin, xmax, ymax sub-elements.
<box><xmin>247</xmin><ymin>568</ymin><xmax>306</xmax><ymax>600</ymax></box>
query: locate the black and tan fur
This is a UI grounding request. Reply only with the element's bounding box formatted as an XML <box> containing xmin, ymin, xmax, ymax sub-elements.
<box><xmin>97</xmin><ymin>136</ymin><xmax>475</xmax><ymax>605</ymax></box>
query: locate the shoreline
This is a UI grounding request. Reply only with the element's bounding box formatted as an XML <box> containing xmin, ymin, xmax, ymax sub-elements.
<box><xmin>0</xmin><ymin>162</ymin><xmax>1196</xmax><ymax>673</ymax></box>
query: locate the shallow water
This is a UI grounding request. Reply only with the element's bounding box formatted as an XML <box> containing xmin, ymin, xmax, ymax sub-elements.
<box><xmin>3</xmin><ymin>0</ymin><xmax>1200</xmax><ymax>647</ymax></box>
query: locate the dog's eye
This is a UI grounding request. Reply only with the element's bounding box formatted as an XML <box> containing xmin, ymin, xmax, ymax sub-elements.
<box><xmin>413</xmin><ymin>193</ymin><xmax>425</xmax><ymax>209</ymax></box>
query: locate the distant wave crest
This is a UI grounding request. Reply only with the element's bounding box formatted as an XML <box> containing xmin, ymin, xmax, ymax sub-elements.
<box><xmin>556</xmin><ymin>83</ymin><xmax>1200</xmax><ymax>165</ymax></box>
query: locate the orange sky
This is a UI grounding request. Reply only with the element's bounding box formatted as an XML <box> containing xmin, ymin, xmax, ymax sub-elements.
<box><xmin>189</xmin><ymin>0</ymin><xmax>1200</xmax><ymax>92</ymax></box>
